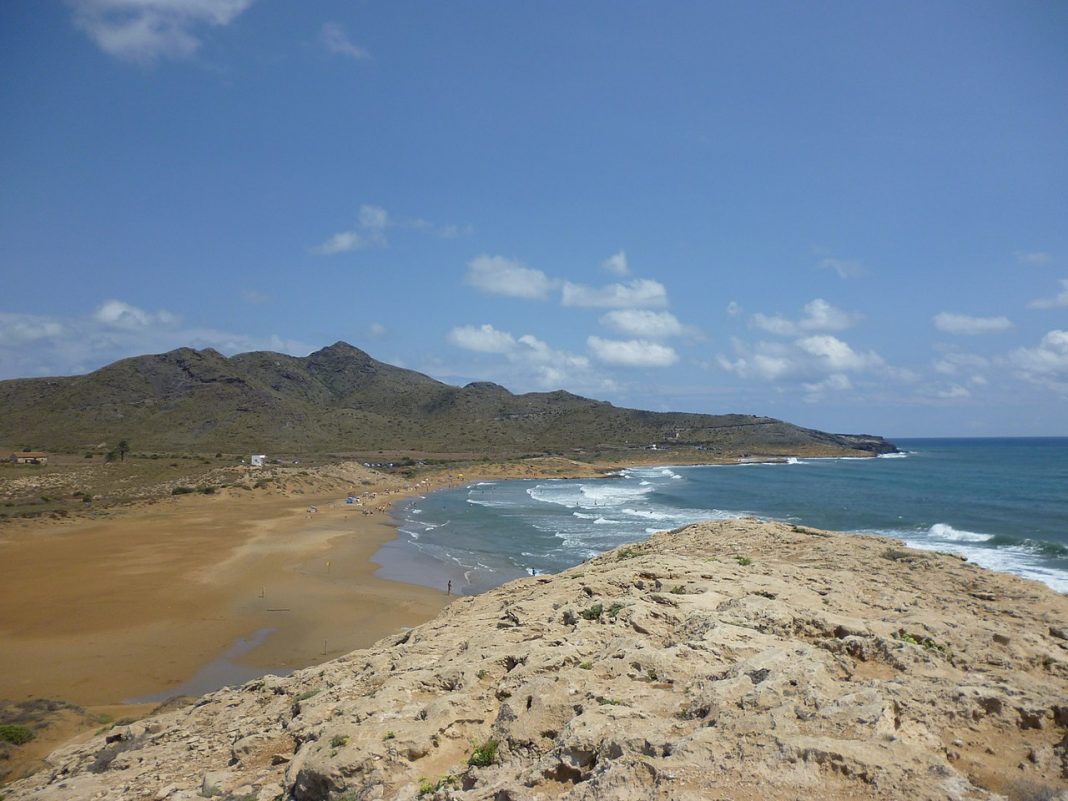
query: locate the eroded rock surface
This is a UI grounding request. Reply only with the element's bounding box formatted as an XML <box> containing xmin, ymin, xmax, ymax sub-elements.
<box><xmin>8</xmin><ymin>519</ymin><xmax>1068</xmax><ymax>800</ymax></box>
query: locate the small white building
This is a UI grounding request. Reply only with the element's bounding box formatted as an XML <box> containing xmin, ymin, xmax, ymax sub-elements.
<box><xmin>250</xmin><ymin>454</ymin><xmax>266</xmax><ymax>468</ymax></box>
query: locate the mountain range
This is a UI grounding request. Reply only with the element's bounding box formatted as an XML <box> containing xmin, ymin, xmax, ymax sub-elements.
<box><xmin>0</xmin><ymin>342</ymin><xmax>895</xmax><ymax>456</ymax></box>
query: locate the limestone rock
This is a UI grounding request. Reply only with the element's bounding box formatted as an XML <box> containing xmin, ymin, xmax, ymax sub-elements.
<box><xmin>6</xmin><ymin>519</ymin><xmax>1068</xmax><ymax>800</ymax></box>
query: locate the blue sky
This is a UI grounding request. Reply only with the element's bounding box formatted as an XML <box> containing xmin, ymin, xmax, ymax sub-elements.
<box><xmin>1</xmin><ymin>1</ymin><xmax>1066</xmax><ymax>437</ymax></box>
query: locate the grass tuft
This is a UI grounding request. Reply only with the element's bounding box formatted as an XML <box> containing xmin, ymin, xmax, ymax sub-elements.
<box><xmin>579</xmin><ymin>603</ymin><xmax>603</xmax><ymax>620</ymax></box>
<box><xmin>467</xmin><ymin>737</ymin><xmax>498</xmax><ymax>767</ymax></box>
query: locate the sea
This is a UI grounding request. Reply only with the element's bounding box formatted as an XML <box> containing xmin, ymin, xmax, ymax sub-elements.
<box><xmin>372</xmin><ymin>438</ymin><xmax>1068</xmax><ymax>595</ymax></box>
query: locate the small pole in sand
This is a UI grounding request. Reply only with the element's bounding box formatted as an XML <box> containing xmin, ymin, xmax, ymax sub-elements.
<box><xmin>326</xmin><ymin>559</ymin><xmax>331</xmax><ymax>574</ymax></box>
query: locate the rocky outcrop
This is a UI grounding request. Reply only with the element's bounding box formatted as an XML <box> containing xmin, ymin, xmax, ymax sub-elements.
<box><xmin>7</xmin><ymin>519</ymin><xmax>1067</xmax><ymax>800</ymax></box>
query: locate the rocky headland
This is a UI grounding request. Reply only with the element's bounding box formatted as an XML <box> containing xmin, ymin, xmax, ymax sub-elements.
<box><xmin>6</xmin><ymin>519</ymin><xmax>1067</xmax><ymax>801</ymax></box>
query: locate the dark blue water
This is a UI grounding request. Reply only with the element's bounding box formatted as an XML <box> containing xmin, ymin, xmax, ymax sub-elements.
<box><xmin>373</xmin><ymin>439</ymin><xmax>1068</xmax><ymax>594</ymax></box>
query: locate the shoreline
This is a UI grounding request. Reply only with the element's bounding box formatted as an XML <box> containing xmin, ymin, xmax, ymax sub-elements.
<box><xmin>0</xmin><ymin>450</ymin><xmax>881</xmax><ymax>784</ymax></box>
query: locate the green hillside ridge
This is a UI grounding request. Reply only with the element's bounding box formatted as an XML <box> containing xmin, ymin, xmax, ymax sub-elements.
<box><xmin>0</xmin><ymin>342</ymin><xmax>896</xmax><ymax>456</ymax></box>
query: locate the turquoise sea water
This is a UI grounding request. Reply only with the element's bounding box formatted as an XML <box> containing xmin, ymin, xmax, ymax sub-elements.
<box><xmin>372</xmin><ymin>438</ymin><xmax>1068</xmax><ymax>595</ymax></box>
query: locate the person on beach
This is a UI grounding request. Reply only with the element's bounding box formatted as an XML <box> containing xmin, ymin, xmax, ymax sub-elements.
<box><xmin>447</xmin><ymin>580</ymin><xmax>452</xmax><ymax>595</ymax></box>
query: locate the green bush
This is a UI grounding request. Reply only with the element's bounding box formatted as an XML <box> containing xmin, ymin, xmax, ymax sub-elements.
<box><xmin>0</xmin><ymin>724</ymin><xmax>34</xmax><ymax>745</ymax></box>
<box><xmin>172</xmin><ymin>486</ymin><xmax>195</xmax><ymax>495</ymax></box>
<box><xmin>579</xmin><ymin>603</ymin><xmax>603</xmax><ymax>620</ymax></box>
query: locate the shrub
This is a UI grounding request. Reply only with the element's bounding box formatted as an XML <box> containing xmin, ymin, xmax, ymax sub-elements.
<box><xmin>0</xmin><ymin>724</ymin><xmax>34</xmax><ymax>745</ymax></box>
<box><xmin>606</xmin><ymin>602</ymin><xmax>625</xmax><ymax>619</ymax></box>
<box><xmin>669</xmin><ymin>585</ymin><xmax>686</xmax><ymax>594</ymax></box>
<box><xmin>579</xmin><ymin>603</ymin><xmax>603</xmax><ymax>620</ymax></box>
<box><xmin>418</xmin><ymin>775</ymin><xmax>458</xmax><ymax>797</ymax></box>
<box><xmin>330</xmin><ymin>734</ymin><xmax>349</xmax><ymax>748</ymax></box>
<box><xmin>172</xmin><ymin>486</ymin><xmax>195</xmax><ymax>495</ymax></box>
<box><xmin>735</xmin><ymin>556</ymin><xmax>752</xmax><ymax>566</ymax></box>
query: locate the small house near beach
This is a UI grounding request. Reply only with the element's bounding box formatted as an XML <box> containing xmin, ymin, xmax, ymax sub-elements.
<box><xmin>9</xmin><ymin>451</ymin><xmax>49</xmax><ymax>465</ymax></box>
<box><xmin>250</xmin><ymin>454</ymin><xmax>266</xmax><ymax>468</ymax></box>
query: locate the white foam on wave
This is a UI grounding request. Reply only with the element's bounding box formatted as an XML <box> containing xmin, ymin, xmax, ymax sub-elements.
<box><xmin>856</xmin><ymin>526</ymin><xmax>1066</xmax><ymax>594</ymax></box>
<box><xmin>907</xmin><ymin>540</ymin><xmax>1068</xmax><ymax>594</ymax></box>
<box><xmin>466</xmin><ymin>498</ymin><xmax>515</xmax><ymax>508</ymax></box>
<box><xmin>572</xmin><ymin>512</ymin><xmax>600</xmax><ymax>520</ymax></box>
<box><xmin>528</xmin><ymin>482</ymin><xmax>653</xmax><ymax>509</ymax></box>
<box><xmin>878</xmin><ymin>452</ymin><xmax>908</xmax><ymax>459</ymax></box>
<box><xmin>411</xmin><ymin>508</ymin><xmax>423</xmax><ymax>515</ymax></box>
<box><xmin>786</xmin><ymin>457</ymin><xmax>801</xmax><ymax>465</ymax></box>
<box><xmin>927</xmin><ymin>523</ymin><xmax>992</xmax><ymax>542</ymax></box>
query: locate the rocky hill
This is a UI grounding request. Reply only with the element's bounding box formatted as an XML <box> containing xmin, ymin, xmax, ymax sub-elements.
<box><xmin>8</xmin><ymin>519</ymin><xmax>1066</xmax><ymax>801</ymax></box>
<box><xmin>0</xmin><ymin>342</ymin><xmax>895</xmax><ymax>456</ymax></box>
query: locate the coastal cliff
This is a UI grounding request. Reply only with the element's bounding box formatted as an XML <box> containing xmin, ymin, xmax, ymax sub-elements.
<box><xmin>8</xmin><ymin>519</ymin><xmax>1067</xmax><ymax>801</ymax></box>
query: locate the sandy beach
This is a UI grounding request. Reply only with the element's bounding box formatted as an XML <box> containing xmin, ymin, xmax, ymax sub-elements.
<box><xmin>0</xmin><ymin>487</ymin><xmax>451</xmax><ymax>708</ymax></box>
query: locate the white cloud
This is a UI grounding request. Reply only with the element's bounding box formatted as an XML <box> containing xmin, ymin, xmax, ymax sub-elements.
<box><xmin>599</xmin><ymin>310</ymin><xmax>684</xmax><ymax>339</ymax></box>
<box><xmin>0</xmin><ymin>300</ymin><xmax>315</xmax><ymax>380</ymax></box>
<box><xmin>1008</xmin><ymin>330</ymin><xmax>1068</xmax><ymax>387</ymax></box>
<box><xmin>1028</xmin><ymin>279</ymin><xmax>1068</xmax><ymax>309</ymax></box>
<box><xmin>447</xmin><ymin>324</ymin><xmax>516</xmax><ymax>354</ymax></box>
<box><xmin>802</xmin><ymin>373</ymin><xmax>852</xmax><ymax>402</ymax></box>
<box><xmin>320</xmin><ymin>21</ymin><xmax>370</xmax><ymax>60</ymax></box>
<box><xmin>358</xmin><ymin>204</ymin><xmax>388</xmax><ymax>231</ymax></box>
<box><xmin>446</xmin><ymin>323</ymin><xmax>591</xmax><ymax>387</ymax></box>
<box><xmin>796</xmin><ymin>334</ymin><xmax>884</xmax><ymax>372</ymax></box>
<box><xmin>93</xmin><ymin>299</ymin><xmax>180</xmax><ymax>330</ymax></box>
<box><xmin>312</xmin><ymin>203</ymin><xmax>390</xmax><ymax>254</ymax></box>
<box><xmin>587</xmin><ymin>336</ymin><xmax>678</xmax><ymax>368</ymax></box>
<box><xmin>313</xmin><ymin>231</ymin><xmax>365</xmax><ymax>254</ymax></box>
<box><xmin>726</xmin><ymin>301</ymin><xmax>741</xmax><ymax>317</ymax></box>
<box><xmin>1015</xmin><ymin>251</ymin><xmax>1051</xmax><ymax>266</ymax></box>
<box><xmin>561</xmin><ymin>278</ymin><xmax>668</xmax><ymax>309</ymax></box>
<box><xmin>465</xmin><ymin>255</ymin><xmax>555</xmax><ymax>300</ymax></box>
<box><xmin>933</xmin><ymin>351</ymin><xmax>989</xmax><ymax>376</ymax></box>
<box><xmin>817</xmin><ymin>257</ymin><xmax>865</xmax><ymax>279</ymax></box>
<box><xmin>0</xmin><ymin>313</ymin><xmax>65</xmax><ymax>346</ymax></box>
<box><xmin>601</xmin><ymin>250</ymin><xmax>629</xmax><ymax>276</ymax></box>
<box><xmin>69</xmin><ymin>0</ymin><xmax>254</xmax><ymax>63</ymax></box>
<box><xmin>751</xmin><ymin>298</ymin><xmax>860</xmax><ymax>336</ymax></box>
<box><xmin>368</xmin><ymin>321</ymin><xmax>386</xmax><ymax>338</ymax></box>
<box><xmin>933</xmin><ymin>312</ymin><xmax>1013</xmax><ymax>335</ymax></box>
<box><xmin>718</xmin><ymin>333</ymin><xmax>886</xmax><ymax>386</ymax></box>
<box><xmin>716</xmin><ymin>341</ymin><xmax>795</xmax><ymax>381</ymax></box>
<box><xmin>935</xmin><ymin>385</ymin><xmax>971</xmax><ymax>399</ymax></box>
